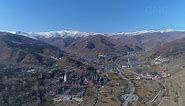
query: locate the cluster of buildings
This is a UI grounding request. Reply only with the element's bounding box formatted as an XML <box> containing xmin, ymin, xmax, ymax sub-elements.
<box><xmin>136</xmin><ymin>71</ymin><xmax>171</xmax><ymax>80</ymax></box>
<box><xmin>137</xmin><ymin>72</ymin><xmax>162</xmax><ymax>80</ymax></box>
<box><xmin>153</xmin><ymin>56</ymin><xmax>169</xmax><ymax>65</ymax></box>
<box><xmin>50</xmin><ymin>56</ymin><xmax>62</xmax><ymax>60</ymax></box>
<box><xmin>44</xmin><ymin>67</ymin><xmax>109</xmax><ymax>103</ymax></box>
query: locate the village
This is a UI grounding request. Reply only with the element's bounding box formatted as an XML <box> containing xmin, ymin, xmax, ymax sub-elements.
<box><xmin>6</xmin><ymin>51</ymin><xmax>171</xmax><ymax>106</ymax></box>
<box><xmin>47</xmin><ymin>52</ymin><xmax>172</xmax><ymax>106</ymax></box>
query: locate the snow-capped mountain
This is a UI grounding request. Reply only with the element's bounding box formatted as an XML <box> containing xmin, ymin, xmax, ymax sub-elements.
<box><xmin>13</xmin><ymin>30</ymin><xmax>104</xmax><ymax>39</ymax></box>
<box><xmin>4</xmin><ymin>29</ymin><xmax>185</xmax><ymax>39</ymax></box>
<box><xmin>111</xmin><ymin>29</ymin><xmax>176</xmax><ymax>36</ymax></box>
<box><xmin>36</xmin><ymin>30</ymin><xmax>91</xmax><ymax>38</ymax></box>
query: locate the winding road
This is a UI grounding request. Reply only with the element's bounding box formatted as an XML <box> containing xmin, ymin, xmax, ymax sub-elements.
<box><xmin>93</xmin><ymin>85</ymin><xmax>100</xmax><ymax>106</ymax></box>
<box><xmin>117</xmin><ymin>68</ymin><xmax>136</xmax><ymax>106</ymax></box>
<box><xmin>145</xmin><ymin>80</ymin><xmax>166</xmax><ymax>105</ymax></box>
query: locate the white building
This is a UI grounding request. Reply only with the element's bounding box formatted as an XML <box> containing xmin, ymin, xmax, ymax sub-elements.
<box><xmin>64</xmin><ymin>73</ymin><xmax>67</xmax><ymax>82</ymax></box>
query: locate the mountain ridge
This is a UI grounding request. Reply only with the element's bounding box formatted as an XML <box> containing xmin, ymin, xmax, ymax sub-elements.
<box><xmin>4</xmin><ymin>29</ymin><xmax>185</xmax><ymax>39</ymax></box>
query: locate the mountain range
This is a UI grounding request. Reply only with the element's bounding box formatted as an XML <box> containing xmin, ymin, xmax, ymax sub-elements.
<box><xmin>1</xmin><ymin>29</ymin><xmax>185</xmax><ymax>106</ymax></box>
<box><xmin>1</xmin><ymin>30</ymin><xmax>184</xmax><ymax>59</ymax></box>
<box><xmin>7</xmin><ymin>29</ymin><xmax>183</xmax><ymax>39</ymax></box>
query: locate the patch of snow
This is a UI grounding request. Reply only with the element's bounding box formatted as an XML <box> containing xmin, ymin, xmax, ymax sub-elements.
<box><xmin>3</xmin><ymin>29</ymin><xmax>185</xmax><ymax>39</ymax></box>
<box><xmin>110</xmin><ymin>29</ymin><xmax>177</xmax><ymax>36</ymax></box>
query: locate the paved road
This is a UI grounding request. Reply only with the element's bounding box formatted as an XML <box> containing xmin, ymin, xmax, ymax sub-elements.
<box><xmin>94</xmin><ymin>85</ymin><xmax>100</xmax><ymax>106</ymax></box>
<box><xmin>146</xmin><ymin>80</ymin><xmax>166</xmax><ymax>105</ymax></box>
<box><xmin>117</xmin><ymin>69</ymin><xmax>136</xmax><ymax>106</ymax></box>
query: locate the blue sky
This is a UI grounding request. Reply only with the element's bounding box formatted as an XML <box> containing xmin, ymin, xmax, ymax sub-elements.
<box><xmin>0</xmin><ymin>0</ymin><xmax>185</xmax><ymax>33</ymax></box>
